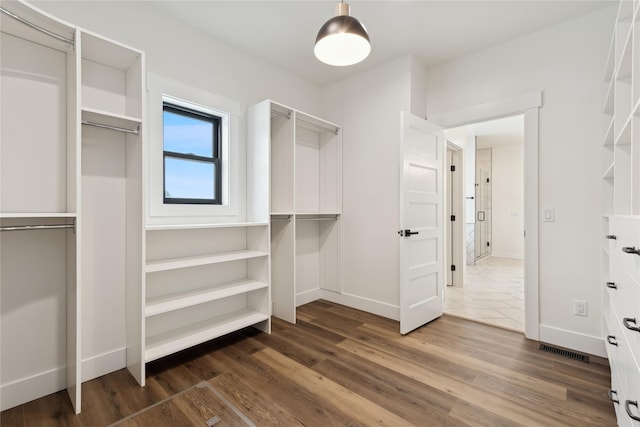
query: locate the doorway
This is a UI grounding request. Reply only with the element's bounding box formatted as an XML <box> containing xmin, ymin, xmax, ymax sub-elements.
<box><xmin>444</xmin><ymin>115</ymin><xmax>525</xmax><ymax>332</ymax></box>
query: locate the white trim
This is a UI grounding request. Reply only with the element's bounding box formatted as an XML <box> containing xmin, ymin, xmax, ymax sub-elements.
<box><xmin>429</xmin><ymin>92</ymin><xmax>541</xmax><ymax>341</ymax></box>
<box><xmin>539</xmin><ymin>325</ymin><xmax>606</xmax><ymax>358</ymax></box>
<box><xmin>431</xmin><ymin>92</ymin><xmax>542</xmax><ymax>128</ymax></box>
<box><xmin>81</xmin><ymin>347</ymin><xmax>126</xmax><ymax>382</ymax></box>
<box><xmin>0</xmin><ymin>366</ymin><xmax>66</xmax><ymax>411</ymax></box>
<box><xmin>490</xmin><ymin>251</ymin><xmax>524</xmax><ymax>260</ymax></box>
<box><xmin>319</xmin><ymin>290</ymin><xmax>400</xmax><ymax>320</ymax></box>
<box><xmin>0</xmin><ymin>348</ymin><xmax>127</xmax><ymax>411</ymax></box>
<box><xmin>295</xmin><ymin>288</ymin><xmax>322</xmax><ymax>307</ymax></box>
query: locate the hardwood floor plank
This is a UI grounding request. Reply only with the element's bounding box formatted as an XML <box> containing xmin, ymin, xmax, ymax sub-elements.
<box><xmin>213</xmin><ymin>345</ymin><xmax>355</xmax><ymax>425</ymax></box>
<box><xmin>13</xmin><ymin>390</ymin><xmax>81</xmax><ymax>427</ymax></box>
<box><xmin>253</xmin><ymin>347</ymin><xmax>415</xmax><ymax>427</ymax></box>
<box><xmin>313</xmin><ymin>356</ymin><xmax>465</xmax><ymax>426</ymax></box>
<box><xmin>209</xmin><ymin>372</ymin><xmax>305</xmax><ymax>426</ymax></box>
<box><xmin>449</xmin><ymin>399</ymin><xmax>525</xmax><ymax>427</ymax></box>
<box><xmin>362</xmin><ymin>322</ymin><xmax>568</xmax><ymax>401</ymax></box>
<box><xmin>172</xmin><ymin>384</ymin><xmax>249</xmax><ymax>426</ymax></box>
<box><xmin>338</xmin><ymin>338</ymin><xmax>572</xmax><ymax>427</ymax></box>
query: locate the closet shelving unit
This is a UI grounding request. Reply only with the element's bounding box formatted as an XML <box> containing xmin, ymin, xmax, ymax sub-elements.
<box><xmin>141</xmin><ymin>222</ymin><xmax>271</xmax><ymax>368</ymax></box>
<box><xmin>0</xmin><ymin>0</ymin><xmax>144</xmax><ymax>413</ymax></box>
<box><xmin>137</xmin><ymin>123</ymin><xmax>272</xmax><ymax>379</ymax></box>
<box><xmin>249</xmin><ymin>100</ymin><xmax>343</xmax><ymax>324</ymax></box>
<box><xmin>601</xmin><ymin>1</ymin><xmax>640</xmax><ymax>426</ymax></box>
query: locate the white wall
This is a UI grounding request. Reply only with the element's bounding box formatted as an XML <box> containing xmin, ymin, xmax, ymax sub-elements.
<box><xmin>426</xmin><ymin>6</ymin><xmax>616</xmax><ymax>353</ymax></box>
<box><xmin>489</xmin><ymin>143</ymin><xmax>524</xmax><ymax>259</ymax></box>
<box><xmin>320</xmin><ymin>56</ymin><xmax>413</xmax><ymax>313</ymax></box>
<box><xmin>31</xmin><ymin>1</ymin><xmax>320</xmax><ymax>114</ymax></box>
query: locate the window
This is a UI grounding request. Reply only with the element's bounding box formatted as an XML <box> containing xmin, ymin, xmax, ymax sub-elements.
<box><xmin>163</xmin><ymin>102</ymin><xmax>221</xmax><ymax>204</ymax></box>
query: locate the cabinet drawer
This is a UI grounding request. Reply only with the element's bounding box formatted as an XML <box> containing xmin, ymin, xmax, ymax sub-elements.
<box><xmin>623</xmin><ymin>358</ymin><xmax>640</xmax><ymax>427</ymax></box>
<box><xmin>610</xmin><ymin>216</ymin><xmax>640</xmax><ymax>280</ymax></box>
<box><xmin>611</xmin><ymin>368</ymin><xmax>632</xmax><ymax>427</ymax></box>
<box><xmin>609</xmin><ymin>257</ymin><xmax>639</xmax><ymax>324</ymax></box>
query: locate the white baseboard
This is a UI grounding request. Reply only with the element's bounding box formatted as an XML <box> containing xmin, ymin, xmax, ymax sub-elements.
<box><xmin>319</xmin><ymin>290</ymin><xmax>400</xmax><ymax>321</ymax></box>
<box><xmin>489</xmin><ymin>251</ymin><xmax>524</xmax><ymax>260</ymax></box>
<box><xmin>1</xmin><ymin>348</ymin><xmax>127</xmax><ymax>411</ymax></box>
<box><xmin>0</xmin><ymin>366</ymin><xmax>66</xmax><ymax>411</ymax></box>
<box><xmin>539</xmin><ymin>324</ymin><xmax>606</xmax><ymax>358</ymax></box>
<box><xmin>81</xmin><ymin>347</ymin><xmax>126</xmax><ymax>382</ymax></box>
<box><xmin>296</xmin><ymin>288</ymin><xmax>322</xmax><ymax>307</ymax></box>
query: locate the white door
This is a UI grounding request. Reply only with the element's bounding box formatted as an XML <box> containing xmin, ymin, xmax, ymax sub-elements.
<box><xmin>399</xmin><ymin>112</ymin><xmax>445</xmax><ymax>335</ymax></box>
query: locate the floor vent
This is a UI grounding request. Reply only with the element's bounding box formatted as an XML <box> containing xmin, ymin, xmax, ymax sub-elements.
<box><xmin>539</xmin><ymin>344</ymin><xmax>590</xmax><ymax>363</ymax></box>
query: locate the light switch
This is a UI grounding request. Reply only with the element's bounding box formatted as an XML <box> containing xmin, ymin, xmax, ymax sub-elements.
<box><xmin>543</xmin><ymin>208</ymin><xmax>554</xmax><ymax>222</ymax></box>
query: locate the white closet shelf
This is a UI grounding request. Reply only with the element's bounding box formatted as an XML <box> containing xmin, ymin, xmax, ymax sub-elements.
<box><xmin>82</xmin><ymin>107</ymin><xmax>141</xmax><ymax>130</ymax></box>
<box><xmin>145</xmin><ymin>279</ymin><xmax>269</xmax><ymax>317</ymax></box>
<box><xmin>603</xmin><ymin>117</ymin><xmax>615</xmax><ymax>146</ymax></box>
<box><xmin>81</xmin><ymin>30</ymin><xmax>141</xmax><ymax>70</ymax></box>
<box><xmin>146</xmin><ymin>250</ymin><xmax>269</xmax><ymax>273</ymax></box>
<box><xmin>603</xmin><ymin>80</ymin><xmax>615</xmax><ymax>114</ymax></box>
<box><xmin>296</xmin><ymin>213</ymin><xmax>341</xmax><ymax>218</ymax></box>
<box><xmin>0</xmin><ymin>2</ymin><xmax>75</xmax><ymax>52</ymax></box>
<box><xmin>603</xmin><ymin>162</ymin><xmax>615</xmax><ymax>180</ymax></box>
<box><xmin>614</xmin><ymin>115</ymin><xmax>632</xmax><ymax>146</ymax></box>
<box><xmin>0</xmin><ymin>212</ymin><xmax>76</xmax><ymax>218</ymax></box>
<box><xmin>146</xmin><ymin>222</ymin><xmax>267</xmax><ymax>231</ymax></box>
<box><xmin>270</xmin><ymin>212</ymin><xmax>293</xmax><ymax>216</ymax></box>
<box><xmin>145</xmin><ymin>309</ymin><xmax>269</xmax><ymax>362</ymax></box>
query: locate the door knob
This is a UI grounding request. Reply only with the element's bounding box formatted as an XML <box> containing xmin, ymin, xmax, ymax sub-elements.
<box><xmin>398</xmin><ymin>229</ymin><xmax>419</xmax><ymax>237</ymax></box>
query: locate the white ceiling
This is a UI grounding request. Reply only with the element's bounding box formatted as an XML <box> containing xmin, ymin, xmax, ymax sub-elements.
<box><xmin>153</xmin><ymin>0</ymin><xmax>614</xmax><ymax>86</ymax></box>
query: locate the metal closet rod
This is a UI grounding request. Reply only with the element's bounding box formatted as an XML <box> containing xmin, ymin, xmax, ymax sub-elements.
<box><xmin>0</xmin><ymin>223</ymin><xmax>75</xmax><ymax>232</ymax></box>
<box><xmin>271</xmin><ymin>109</ymin><xmax>339</xmax><ymax>135</ymax></box>
<box><xmin>0</xmin><ymin>7</ymin><xmax>75</xmax><ymax>46</ymax></box>
<box><xmin>82</xmin><ymin>120</ymin><xmax>140</xmax><ymax>135</ymax></box>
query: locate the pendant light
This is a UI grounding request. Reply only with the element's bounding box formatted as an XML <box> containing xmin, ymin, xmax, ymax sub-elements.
<box><xmin>314</xmin><ymin>1</ymin><xmax>370</xmax><ymax>66</ymax></box>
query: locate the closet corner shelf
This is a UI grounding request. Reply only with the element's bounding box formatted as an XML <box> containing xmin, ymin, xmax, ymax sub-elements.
<box><xmin>81</xmin><ymin>107</ymin><xmax>142</xmax><ymax>130</ymax></box>
<box><xmin>0</xmin><ymin>212</ymin><xmax>76</xmax><ymax>218</ymax></box>
<box><xmin>144</xmin><ymin>309</ymin><xmax>269</xmax><ymax>362</ymax></box>
<box><xmin>603</xmin><ymin>80</ymin><xmax>615</xmax><ymax>114</ymax></box>
<box><xmin>614</xmin><ymin>115</ymin><xmax>632</xmax><ymax>146</ymax></box>
<box><xmin>296</xmin><ymin>213</ymin><xmax>341</xmax><ymax>219</ymax></box>
<box><xmin>145</xmin><ymin>250</ymin><xmax>269</xmax><ymax>273</ymax></box>
<box><xmin>145</xmin><ymin>279</ymin><xmax>269</xmax><ymax>318</ymax></box>
<box><xmin>145</xmin><ymin>222</ymin><xmax>267</xmax><ymax>231</ymax></box>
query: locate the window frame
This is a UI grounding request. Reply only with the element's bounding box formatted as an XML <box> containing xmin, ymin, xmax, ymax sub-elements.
<box><xmin>162</xmin><ymin>102</ymin><xmax>222</xmax><ymax>205</ymax></box>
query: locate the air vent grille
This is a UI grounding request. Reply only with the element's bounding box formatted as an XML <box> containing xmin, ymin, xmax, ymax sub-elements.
<box><xmin>539</xmin><ymin>343</ymin><xmax>590</xmax><ymax>363</ymax></box>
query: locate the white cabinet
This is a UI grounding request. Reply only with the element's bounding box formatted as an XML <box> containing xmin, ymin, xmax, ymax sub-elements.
<box><xmin>249</xmin><ymin>100</ymin><xmax>342</xmax><ymax>323</ymax></box>
<box><xmin>602</xmin><ymin>3</ymin><xmax>640</xmax><ymax>424</ymax></box>
<box><xmin>0</xmin><ymin>0</ymin><xmax>144</xmax><ymax>413</ymax></box>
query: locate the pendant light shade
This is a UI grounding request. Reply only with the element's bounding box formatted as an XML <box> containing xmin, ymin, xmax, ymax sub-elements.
<box><xmin>314</xmin><ymin>2</ymin><xmax>370</xmax><ymax>66</ymax></box>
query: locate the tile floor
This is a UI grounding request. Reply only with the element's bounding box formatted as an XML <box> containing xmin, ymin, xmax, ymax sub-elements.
<box><xmin>444</xmin><ymin>256</ymin><xmax>524</xmax><ymax>331</ymax></box>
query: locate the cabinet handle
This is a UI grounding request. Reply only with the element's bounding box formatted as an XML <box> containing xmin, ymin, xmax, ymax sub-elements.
<box><xmin>623</xmin><ymin>317</ymin><xmax>640</xmax><ymax>332</ymax></box>
<box><xmin>622</xmin><ymin>246</ymin><xmax>640</xmax><ymax>256</ymax></box>
<box><xmin>606</xmin><ymin>234</ymin><xmax>617</xmax><ymax>240</ymax></box>
<box><xmin>607</xmin><ymin>335</ymin><xmax>618</xmax><ymax>346</ymax></box>
<box><xmin>625</xmin><ymin>400</ymin><xmax>640</xmax><ymax>421</ymax></box>
<box><xmin>608</xmin><ymin>389</ymin><xmax>620</xmax><ymax>404</ymax></box>
<box><xmin>606</xmin><ymin>281</ymin><xmax>617</xmax><ymax>289</ymax></box>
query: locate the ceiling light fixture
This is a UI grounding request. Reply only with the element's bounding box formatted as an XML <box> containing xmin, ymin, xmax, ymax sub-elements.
<box><xmin>314</xmin><ymin>1</ymin><xmax>370</xmax><ymax>67</ymax></box>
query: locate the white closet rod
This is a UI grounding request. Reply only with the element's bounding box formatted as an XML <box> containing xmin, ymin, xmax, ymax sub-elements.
<box><xmin>0</xmin><ymin>223</ymin><xmax>75</xmax><ymax>232</ymax></box>
<box><xmin>82</xmin><ymin>120</ymin><xmax>140</xmax><ymax>135</ymax></box>
<box><xmin>0</xmin><ymin>7</ymin><xmax>75</xmax><ymax>46</ymax></box>
<box><xmin>296</xmin><ymin>216</ymin><xmax>339</xmax><ymax>221</ymax></box>
<box><xmin>271</xmin><ymin>109</ymin><xmax>339</xmax><ymax>135</ymax></box>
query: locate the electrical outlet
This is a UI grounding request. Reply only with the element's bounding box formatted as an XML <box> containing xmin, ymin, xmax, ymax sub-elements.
<box><xmin>574</xmin><ymin>300</ymin><xmax>588</xmax><ymax>317</ymax></box>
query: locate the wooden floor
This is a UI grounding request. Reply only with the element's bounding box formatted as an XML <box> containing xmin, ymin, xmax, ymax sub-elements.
<box><xmin>2</xmin><ymin>300</ymin><xmax>616</xmax><ymax>426</ymax></box>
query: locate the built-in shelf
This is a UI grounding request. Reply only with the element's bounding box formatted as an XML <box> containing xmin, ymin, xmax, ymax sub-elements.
<box><xmin>145</xmin><ymin>309</ymin><xmax>269</xmax><ymax>362</ymax></box>
<box><xmin>270</xmin><ymin>212</ymin><xmax>293</xmax><ymax>216</ymax></box>
<box><xmin>146</xmin><ymin>222</ymin><xmax>267</xmax><ymax>231</ymax></box>
<box><xmin>145</xmin><ymin>279</ymin><xmax>269</xmax><ymax>317</ymax></box>
<box><xmin>603</xmin><ymin>162</ymin><xmax>615</xmax><ymax>179</ymax></box>
<box><xmin>603</xmin><ymin>79</ymin><xmax>615</xmax><ymax>114</ymax></box>
<box><xmin>603</xmin><ymin>117</ymin><xmax>615</xmax><ymax>146</ymax></box>
<box><xmin>615</xmin><ymin>114</ymin><xmax>632</xmax><ymax>145</ymax></box>
<box><xmin>81</xmin><ymin>107</ymin><xmax>141</xmax><ymax>131</ymax></box>
<box><xmin>146</xmin><ymin>250</ymin><xmax>268</xmax><ymax>273</ymax></box>
<box><xmin>295</xmin><ymin>213</ymin><xmax>341</xmax><ymax>219</ymax></box>
<box><xmin>0</xmin><ymin>212</ymin><xmax>76</xmax><ymax>218</ymax></box>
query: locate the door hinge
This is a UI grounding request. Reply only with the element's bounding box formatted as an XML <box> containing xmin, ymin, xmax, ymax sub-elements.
<box><xmin>486</xmin><ymin>178</ymin><xmax>490</xmax><ymax>183</ymax></box>
<box><xmin>487</xmin><ymin>242</ymin><xmax>490</xmax><ymax>247</ymax></box>
<box><xmin>450</xmin><ymin>215</ymin><xmax>455</xmax><ymax>221</ymax></box>
<box><xmin>451</xmin><ymin>264</ymin><xmax>456</xmax><ymax>271</ymax></box>
<box><xmin>450</xmin><ymin>165</ymin><xmax>456</xmax><ymax>172</ymax></box>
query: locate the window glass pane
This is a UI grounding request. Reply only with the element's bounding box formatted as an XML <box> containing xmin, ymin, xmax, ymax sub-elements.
<box><xmin>164</xmin><ymin>157</ymin><xmax>215</xmax><ymax>200</ymax></box>
<box><xmin>163</xmin><ymin>109</ymin><xmax>213</xmax><ymax>157</ymax></box>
